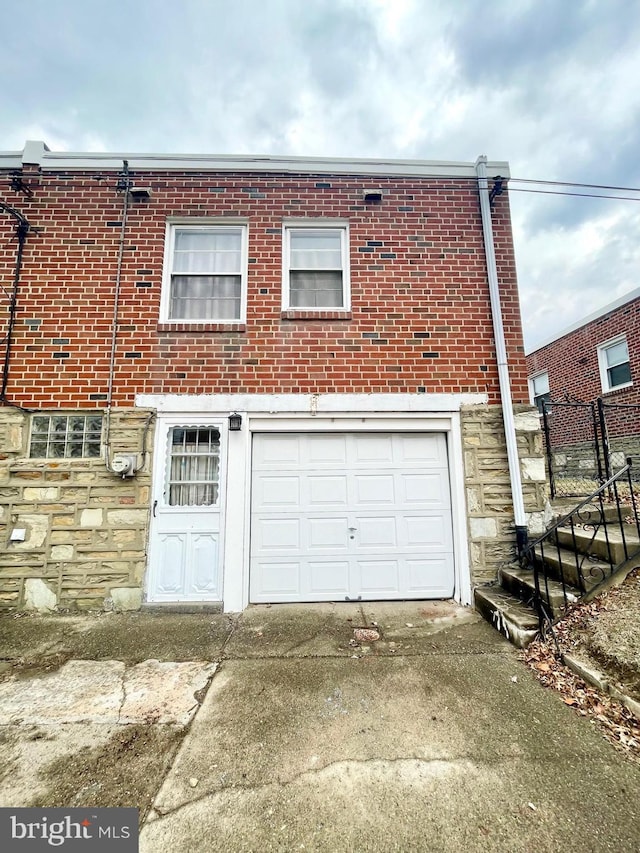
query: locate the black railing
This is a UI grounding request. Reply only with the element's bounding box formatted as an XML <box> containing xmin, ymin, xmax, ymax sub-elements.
<box><xmin>522</xmin><ymin>460</ymin><xmax>640</xmax><ymax>632</ymax></box>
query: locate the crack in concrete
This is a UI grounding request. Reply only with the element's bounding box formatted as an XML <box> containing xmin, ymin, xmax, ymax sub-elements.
<box><xmin>219</xmin><ymin>614</ymin><xmax>240</xmax><ymax>659</ymax></box>
<box><xmin>146</xmin><ymin>756</ymin><xmax>482</xmax><ymax>823</ymax></box>
<box><xmin>116</xmin><ymin>667</ymin><xmax>127</xmax><ymax>725</ymax></box>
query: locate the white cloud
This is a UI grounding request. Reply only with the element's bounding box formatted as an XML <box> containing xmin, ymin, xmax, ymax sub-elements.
<box><xmin>2</xmin><ymin>0</ymin><xmax>640</xmax><ymax>352</ymax></box>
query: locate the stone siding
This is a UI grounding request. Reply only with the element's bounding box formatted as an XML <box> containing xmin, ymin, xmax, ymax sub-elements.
<box><xmin>461</xmin><ymin>404</ymin><xmax>547</xmax><ymax>585</ymax></box>
<box><xmin>1</xmin><ymin>402</ymin><xmax>547</xmax><ymax>609</ymax></box>
<box><xmin>0</xmin><ymin>408</ymin><xmax>153</xmax><ymax>610</ymax></box>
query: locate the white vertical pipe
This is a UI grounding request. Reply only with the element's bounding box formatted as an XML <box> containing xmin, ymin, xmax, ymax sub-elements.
<box><xmin>475</xmin><ymin>156</ymin><xmax>528</xmax><ymax>541</ymax></box>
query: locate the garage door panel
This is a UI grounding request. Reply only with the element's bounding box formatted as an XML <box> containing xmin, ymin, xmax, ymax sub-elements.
<box><xmin>353</xmin><ymin>434</ymin><xmax>394</xmax><ymax>464</ymax></box>
<box><xmin>401</xmin><ymin>473</ymin><xmax>450</xmax><ymax>506</ymax></box>
<box><xmin>307</xmin><ymin>475</ymin><xmax>348</xmax><ymax>506</ymax></box>
<box><xmin>252</xmin><ymin>518</ymin><xmax>300</xmax><ymax>551</ymax></box>
<box><xmin>253</xmin><ymin>435</ymin><xmax>301</xmax><ymax>467</ymax></box>
<box><xmin>406</xmin><ymin>558</ymin><xmax>454</xmax><ymax>596</ymax></box>
<box><xmin>356</xmin><ymin>516</ymin><xmax>397</xmax><ymax>548</ymax></box>
<box><xmin>354</xmin><ymin>474</ymin><xmax>395</xmax><ymax>504</ymax></box>
<box><xmin>253</xmin><ymin>560</ymin><xmax>301</xmax><ymax>596</ymax></box>
<box><xmin>357</xmin><ymin>560</ymin><xmax>400</xmax><ymax>593</ymax></box>
<box><xmin>250</xmin><ymin>432</ymin><xmax>454</xmax><ymax>603</ymax></box>
<box><xmin>403</xmin><ymin>514</ymin><xmax>453</xmax><ymax>548</ymax></box>
<box><xmin>309</xmin><ymin>561</ymin><xmax>350</xmax><ymax>594</ymax></box>
<box><xmin>307</xmin><ymin>435</ymin><xmax>348</xmax><ymax>465</ymax></box>
<box><xmin>255</xmin><ymin>475</ymin><xmax>300</xmax><ymax>510</ymax></box>
<box><xmin>308</xmin><ymin>517</ymin><xmax>350</xmax><ymax>549</ymax></box>
<box><xmin>398</xmin><ymin>433</ymin><xmax>447</xmax><ymax>466</ymax></box>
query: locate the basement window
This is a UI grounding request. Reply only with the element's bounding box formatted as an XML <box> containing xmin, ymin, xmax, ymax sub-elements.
<box><xmin>29</xmin><ymin>414</ymin><xmax>103</xmax><ymax>458</ymax></box>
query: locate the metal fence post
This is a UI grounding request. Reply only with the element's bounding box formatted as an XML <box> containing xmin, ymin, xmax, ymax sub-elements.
<box><xmin>542</xmin><ymin>403</ymin><xmax>555</xmax><ymax>498</ymax></box>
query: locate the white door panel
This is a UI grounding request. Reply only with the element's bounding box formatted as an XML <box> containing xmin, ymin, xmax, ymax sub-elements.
<box><xmin>147</xmin><ymin>421</ymin><xmax>225</xmax><ymax>602</ymax></box>
<box><xmin>250</xmin><ymin>432</ymin><xmax>454</xmax><ymax>602</ymax></box>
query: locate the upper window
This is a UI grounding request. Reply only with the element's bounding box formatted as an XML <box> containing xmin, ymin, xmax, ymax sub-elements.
<box><xmin>283</xmin><ymin>224</ymin><xmax>350</xmax><ymax>310</ymax></box>
<box><xmin>161</xmin><ymin>224</ymin><xmax>247</xmax><ymax>322</ymax></box>
<box><xmin>529</xmin><ymin>372</ymin><xmax>551</xmax><ymax>414</ymax></box>
<box><xmin>30</xmin><ymin>414</ymin><xmax>103</xmax><ymax>458</ymax></box>
<box><xmin>598</xmin><ymin>335</ymin><xmax>632</xmax><ymax>392</ymax></box>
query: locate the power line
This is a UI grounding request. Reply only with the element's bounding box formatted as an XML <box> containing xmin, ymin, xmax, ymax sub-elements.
<box><xmin>506</xmin><ymin>187</ymin><xmax>640</xmax><ymax>202</ymax></box>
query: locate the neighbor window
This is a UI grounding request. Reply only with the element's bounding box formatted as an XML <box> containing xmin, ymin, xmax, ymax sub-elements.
<box><xmin>162</xmin><ymin>224</ymin><xmax>247</xmax><ymax>322</ymax></box>
<box><xmin>29</xmin><ymin>414</ymin><xmax>103</xmax><ymax>458</ymax></box>
<box><xmin>529</xmin><ymin>372</ymin><xmax>551</xmax><ymax>414</ymax></box>
<box><xmin>283</xmin><ymin>224</ymin><xmax>349</xmax><ymax>310</ymax></box>
<box><xmin>598</xmin><ymin>336</ymin><xmax>632</xmax><ymax>392</ymax></box>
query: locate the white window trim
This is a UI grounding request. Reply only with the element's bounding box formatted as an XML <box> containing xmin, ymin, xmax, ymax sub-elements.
<box><xmin>281</xmin><ymin>221</ymin><xmax>351</xmax><ymax>311</ymax></box>
<box><xmin>528</xmin><ymin>371</ymin><xmax>550</xmax><ymax>413</ymax></box>
<box><xmin>160</xmin><ymin>221</ymin><xmax>248</xmax><ymax>324</ymax></box>
<box><xmin>597</xmin><ymin>334</ymin><xmax>632</xmax><ymax>393</ymax></box>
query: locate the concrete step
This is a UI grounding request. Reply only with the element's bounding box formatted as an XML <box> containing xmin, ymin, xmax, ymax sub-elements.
<box><xmin>533</xmin><ymin>544</ymin><xmax>611</xmax><ymax>591</ymax></box>
<box><xmin>474</xmin><ymin>587</ymin><xmax>538</xmax><ymax>649</ymax></box>
<box><xmin>500</xmin><ymin>566</ymin><xmax>578</xmax><ymax>619</ymax></box>
<box><xmin>551</xmin><ymin>501</ymin><xmax>639</xmax><ymax>525</ymax></box>
<box><xmin>553</xmin><ymin>525</ymin><xmax>640</xmax><ymax>565</ymax></box>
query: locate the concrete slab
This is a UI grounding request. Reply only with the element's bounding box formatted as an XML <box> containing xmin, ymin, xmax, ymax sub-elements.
<box><xmin>0</xmin><ymin>660</ymin><xmax>217</xmax><ymax>726</ymax></box>
<box><xmin>0</xmin><ymin>723</ymin><xmax>119</xmax><ymax>808</ymax></box>
<box><xmin>121</xmin><ymin>661</ymin><xmax>218</xmax><ymax>726</ymax></box>
<box><xmin>226</xmin><ymin>603</ymin><xmax>364</xmax><ymax>658</ymax></box>
<box><xmin>143</xmin><ymin>639</ymin><xmax>640</xmax><ymax>852</ymax></box>
<box><xmin>0</xmin><ymin>660</ymin><xmax>125</xmax><ymax>724</ymax></box>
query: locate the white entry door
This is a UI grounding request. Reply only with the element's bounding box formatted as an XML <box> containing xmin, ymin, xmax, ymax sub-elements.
<box><xmin>250</xmin><ymin>432</ymin><xmax>454</xmax><ymax>602</ymax></box>
<box><xmin>147</xmin><ymin>420</ymin><xmax>225</xmax><ymax>602</ymax></box>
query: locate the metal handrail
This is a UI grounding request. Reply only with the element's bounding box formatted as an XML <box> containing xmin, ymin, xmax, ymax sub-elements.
<box><xmin>522</xmin><ymin>459</ymin><xmax>640</xmax><ymax>632</ymax></box>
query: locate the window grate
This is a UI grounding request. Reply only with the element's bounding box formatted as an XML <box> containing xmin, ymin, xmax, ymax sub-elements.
<box><xmin>167</xmin><ymin>427</ymin><xmax>221</xmax><ymax>506</ymax></box>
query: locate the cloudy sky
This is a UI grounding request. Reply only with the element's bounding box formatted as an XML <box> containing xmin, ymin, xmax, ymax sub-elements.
<box><xmin>3</xmin><ymin>0</ymin><xmax>640</xmax><ymax>352</ymax></box>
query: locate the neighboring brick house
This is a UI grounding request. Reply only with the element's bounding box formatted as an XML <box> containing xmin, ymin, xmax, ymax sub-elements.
<box><xmin>0</xmin><ymin>141</ymin><xmax>545</xmax><ymax>612</ymax></box>
<box><xmin>526</xmin><ymin>289</ymin><xmax>640</xmax><ymax>476</ymax></box>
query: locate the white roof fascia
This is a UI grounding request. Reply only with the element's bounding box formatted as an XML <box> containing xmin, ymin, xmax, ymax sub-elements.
<box><xmin>527</xmin><ymin>286</ymin><xmax>640</xmax><ymax>355</ymax></box>
<box><xmin>13</xmin><ymin>142</ymin><xmax>510</xmax><ymax>179</ymax></box>
<box><xmin>0</xmin><ymin>152</ymin><xmax>23</xmax><ymax>170</ymax></box>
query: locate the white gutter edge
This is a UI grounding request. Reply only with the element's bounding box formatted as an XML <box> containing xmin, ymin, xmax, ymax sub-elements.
<box><xmin>475</xmin><ymin>156</ymin><xmax>528</xmax><ymax>545</ymax></box>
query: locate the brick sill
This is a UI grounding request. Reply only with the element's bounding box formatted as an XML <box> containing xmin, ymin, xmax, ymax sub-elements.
<box><xmin>281</xmin><ymin>310</ymin><xmax>353</xmax><ymax>321</ymax></box>
<box><xmin>157</xmin><ymin>322</ymin><xmax>247</xmax><ymax>333</ymax></box>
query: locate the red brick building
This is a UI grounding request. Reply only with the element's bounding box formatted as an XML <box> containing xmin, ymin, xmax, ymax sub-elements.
<box><xmin>0</xmin><ymin>142</ymin><xmax>544</xmax><ymax>612</ymax></box>
<box><xmin>526</xmin><ymin>289</ymin><xmax>640</xmax><ymax>473</ymax></box>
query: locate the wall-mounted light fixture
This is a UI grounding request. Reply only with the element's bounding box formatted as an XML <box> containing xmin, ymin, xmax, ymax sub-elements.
<box><xmin>228</xmin><ymin>412</ymin><xmax>242</xmax><ymax>431</ymax></box>
<box><xmin>363</xmin><ymin>188</ymin><xmax>383</xmax><ymax>203</ymax></box>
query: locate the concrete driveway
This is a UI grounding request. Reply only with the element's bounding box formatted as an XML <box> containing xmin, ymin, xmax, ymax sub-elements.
<box><xmin>140</xmin><ymin>602</ymin><xmax>640</xmax><ymax>853</ymax></box>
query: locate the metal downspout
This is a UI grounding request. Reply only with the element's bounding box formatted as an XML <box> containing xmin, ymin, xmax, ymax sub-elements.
<box><xmin>0</xmin><ymin>201</ymin><xmax>30</xmax><ymax>406</ymax></box>
<box><xmin>103</xmin><ymin>162</ymin><xmax>131</xmax><ymax>472</ymax></box>
<box><xmin>475</xmin><ymin>156</ymin><xmax>528</xmax><ymax>556</ymax></box>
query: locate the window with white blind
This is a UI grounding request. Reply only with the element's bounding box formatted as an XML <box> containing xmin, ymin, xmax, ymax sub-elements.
<box><xmin>166</xmin><ymin>427</ymin><xmax>221</xmax><ymax>506</ymax></box>
<box><xmin>283</xmin><ymin>224</ymin><xmax>350</xmax><ymax>310</ymax></box>
<box><xmin>161</xmin><ymin>224</ymin><xmax>247</xmax><ymax>322</ymax></box>
<box><xmin>598</xmin><ymin>336</ymin><xmax>632</xmax><ymax>392</ymax></box>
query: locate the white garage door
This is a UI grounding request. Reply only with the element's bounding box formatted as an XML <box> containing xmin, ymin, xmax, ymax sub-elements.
<box><xmin>249</xmin><ymin>432</ymin><xmax>454</xmax><ymax>603</ymax></box>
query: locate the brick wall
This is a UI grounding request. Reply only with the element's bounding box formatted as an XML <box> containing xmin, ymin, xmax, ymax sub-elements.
<box><xmin>0</xmin><ymin>167</ymin><xmax>529</xmax><ymax>408</ymax></box>
<box><xmin>527</xmin><ymin>297</ymin><xmax>640</xmax><ymax>446</ymax></box>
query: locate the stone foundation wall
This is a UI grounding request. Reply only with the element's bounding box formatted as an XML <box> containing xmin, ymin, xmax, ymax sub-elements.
<box><xmin>0</xmin><ymin>408</ymin><xmax>154</xmax><ymax>610</ymax></box>
<box><xmin>1</xmin><ymin>403</ymin><xmax>547</xmax><ymax>609</ymax></box>
<box><xmin>461</xmin><ymin>404</ymin><xmax>547</xmax><ymax>585</ymax></box>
